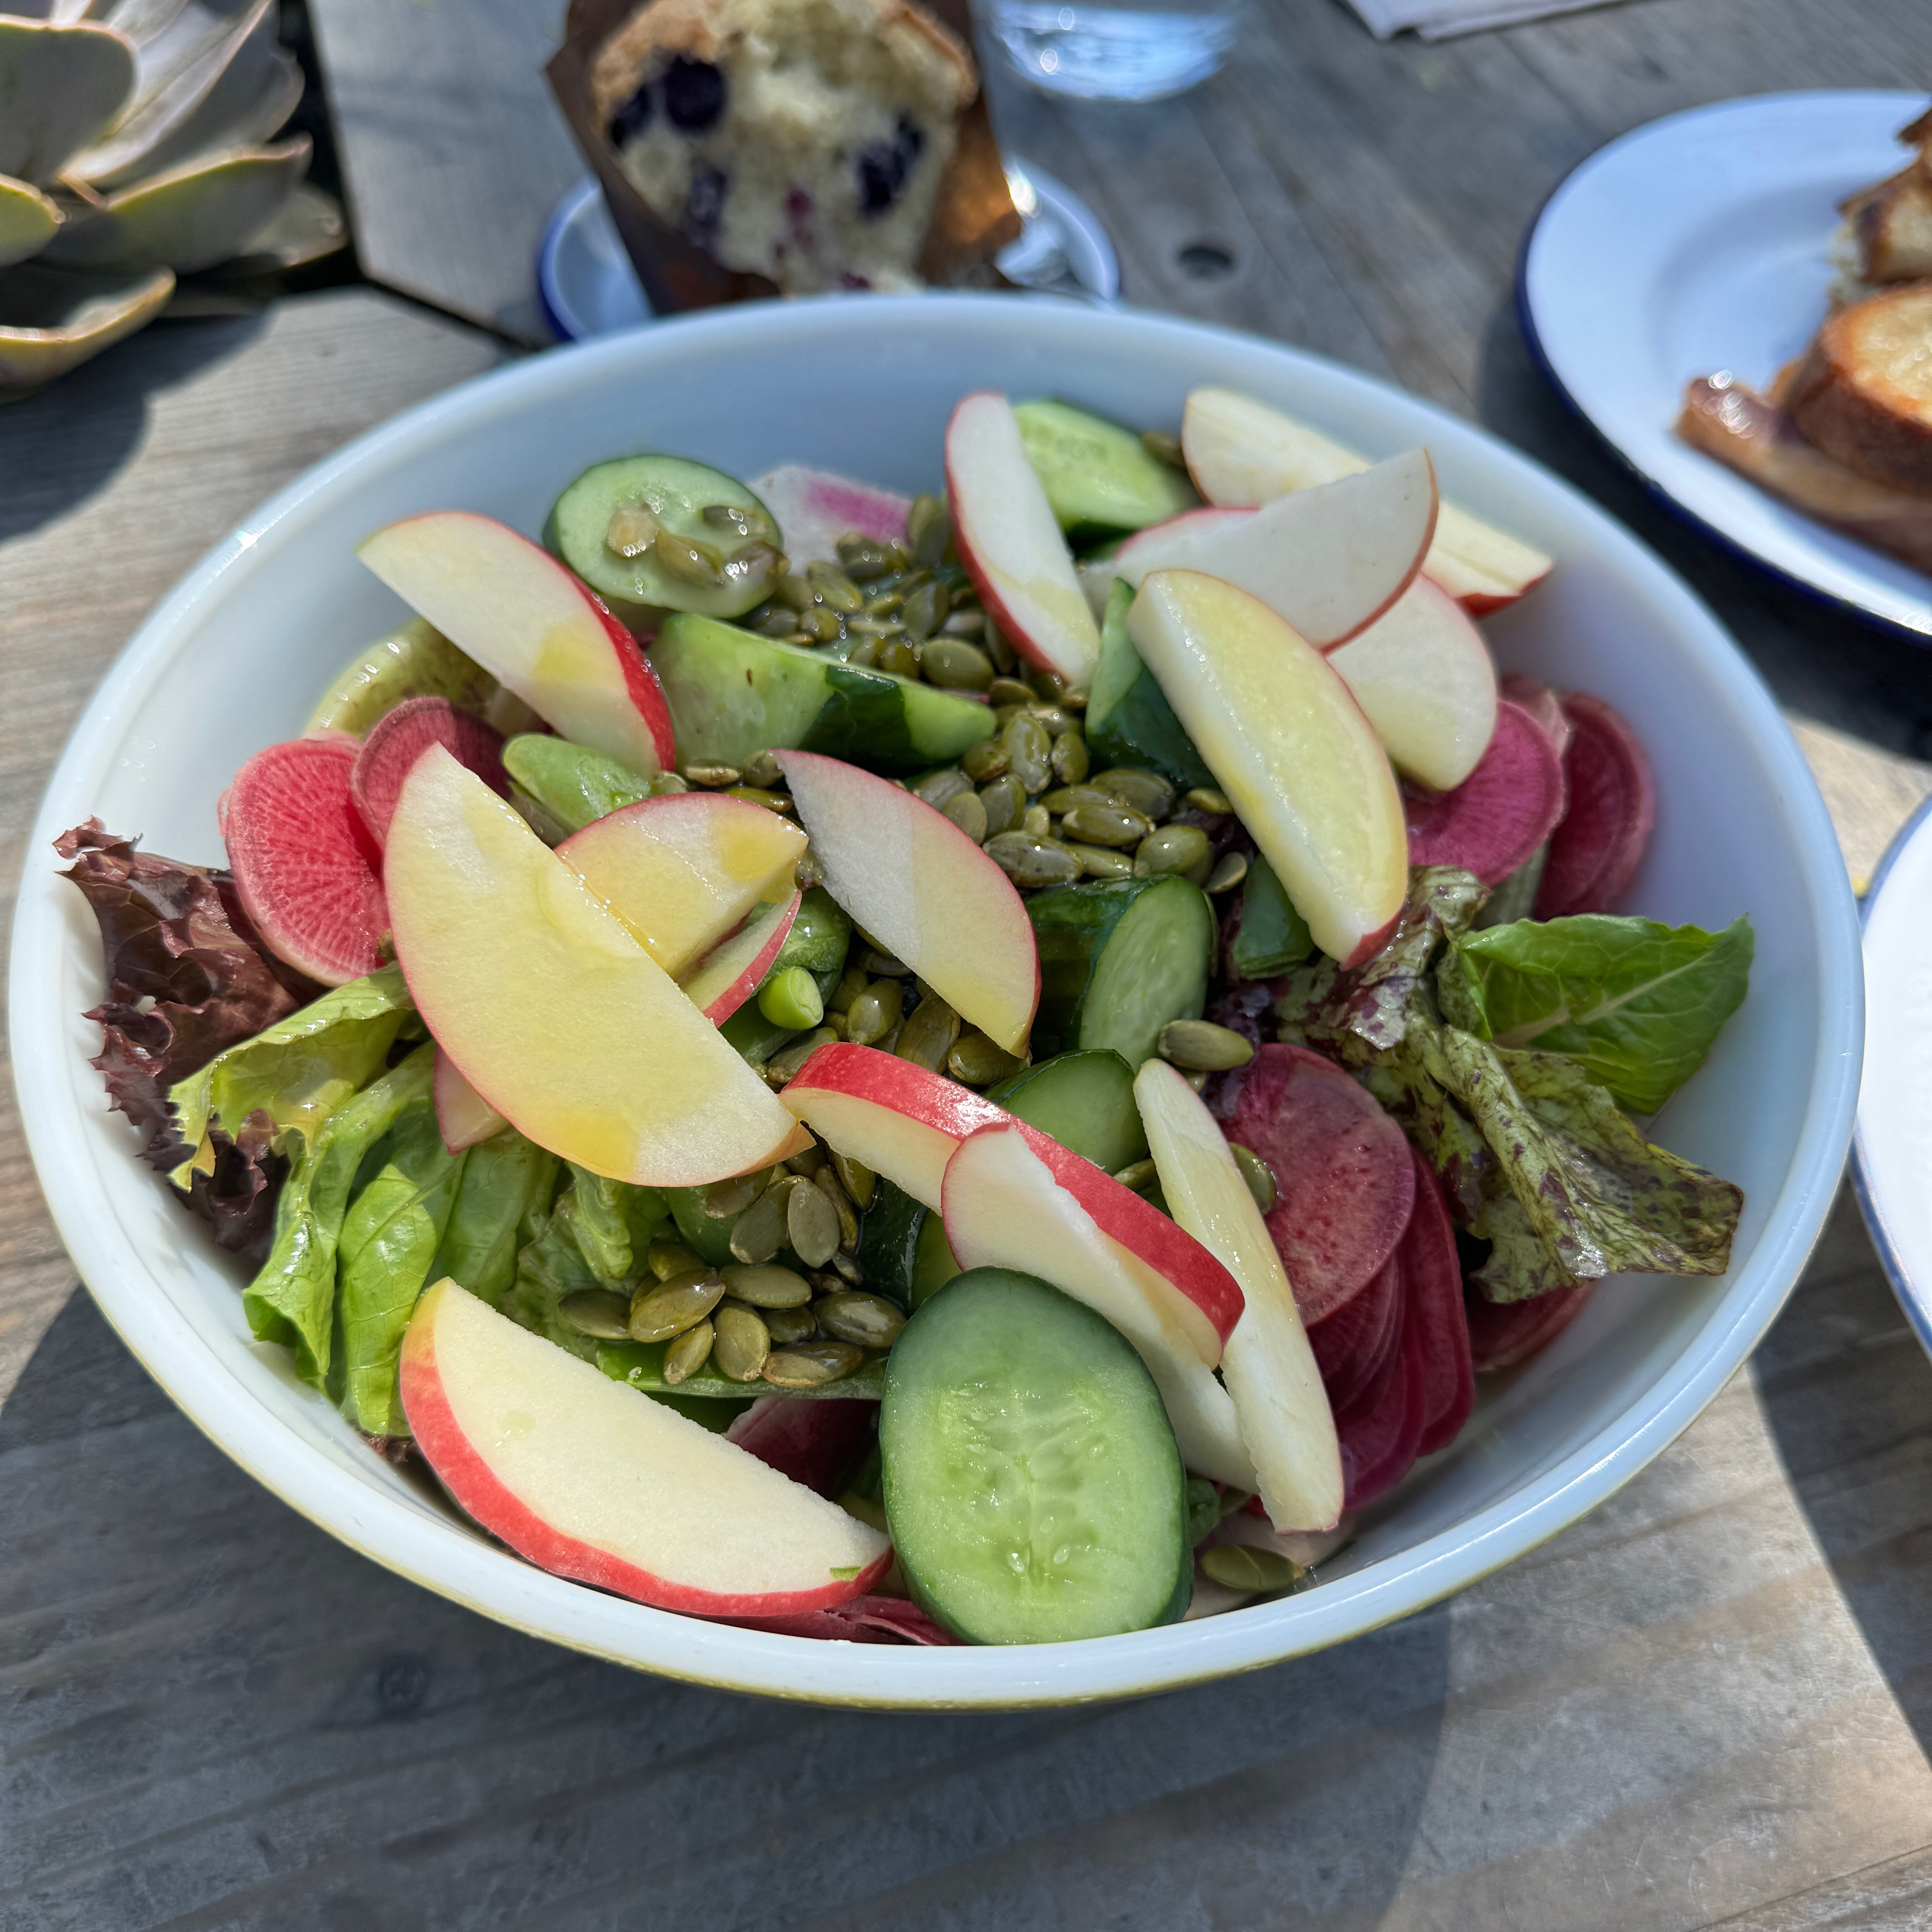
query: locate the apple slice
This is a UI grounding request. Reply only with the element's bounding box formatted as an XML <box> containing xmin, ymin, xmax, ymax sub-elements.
<box><xmin>400</xmin><ymin>1278</ymin><xmax>889</xmax><ymax>1613</ymax></box>
<box><xmin>1325</xmin><ymin>576</ymin><xmax>1497</xmax><ymax>791</ymax></box>
<box><xmin>434</xmin><ymin>1044</ymin><xmax>506</xmax><ymax>1152</ymax></box>
<box><xmin>778</xmin><ymin>1042</ymin><xmax>1240</xmax><ymax>1360</ymax></box>
<box><xmin>945</xmin><ymin>392</ymin><xmax>1101</xmax><ymax>685</ymax></box>
<box><xmin>358</xmin><ymin>511</ymin><xmax>676</xmax><ymax>777</ymax></box>
<box><xmin>1180</xmin><ymin>388</ymin><xmax>1553</xmax><ymax>616</ymax></box>
<box><xmin>941</xmin><ymin>1124</ymin><xmax>1254</xmax><ymax>1490</ymax></box>
<box><xmin>678</xmin><ymin>891</ymin><xmax>800</xmax><ymax>1022</ymax></box>
<box><xmin>1110</xmin><ymin>450</ymin><xmax>1436</xmax><ymax>649</ymax></box>
<box><xmin>773</xmin><ymin>750</ymin><xmax>1038</xmax><ymax>1054</ymax></box>
<box><xmin>556</xmin><ymin>791</ymin><xmax>806</xmax><ymax>978</ymax></box>
<box><xmin>1127</xmin><ymin>569</ymin><xmax>1407</xmax><ymax>967</ymax></box>
<box><xmin>1134</xmin><ymin>1059</ymin><xmax>1343</xmax><ymax>1533</ymax></box>
<box><xmin>751</xmin><ymin>465</ymin><xmax>910</xmax><ymax>566</ymax></box>
<box><xmin>384</xmin><ymin>747</ymin><xmax>810</xmax><ymax>1185</ymax></box>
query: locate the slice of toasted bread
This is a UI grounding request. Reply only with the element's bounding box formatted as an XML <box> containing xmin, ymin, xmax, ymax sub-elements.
<box><xmin>1840</xmin><ymin>166</ymin><xmax>1932</xmax><ymax>283</ymax></box>
<box><xmin>1785</xmin><ymin>286</ymin><xmax>1932</xmax><ymax>493</ymax></box>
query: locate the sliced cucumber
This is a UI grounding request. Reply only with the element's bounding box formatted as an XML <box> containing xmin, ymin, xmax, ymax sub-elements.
<box><xmin>1086</xmin><ymin>580</ymin><xmax>1215</xmax><ymax>791</ymax></box>
<box><xmin>985</xmin><ymin>1049</ymin><xmax>1148</xmax><ymax>1174</ymax></box>
<box><xmin>855</xmin><ymin>1178</ymin><xmax>926</xmax><ymax>1307</ymax></box>
<box><xmin>306</xmin><ymin>618</ymin><xmax>497</xmax><ymax>738</ymax></box>
<box><xmin>649</xmin><ymin>613</ymin><xmax>996</xmax><ymax>775</ymax></box>
<box><xmin>1228</xmin><ymin>853</ymin><xmax>1314</xmax><ymax>978</ymax></box>
<box><xmin>501</xmin><ymin>734</ymin><xmax>655</xmax><ymax>839</ymax></box>
<box><xmin>598</xmin><ymin>1339</ymin><xmax>879</xmax><ymax>1406</ymax></box>
<box><xmin>910</xmin><ymin>1211</ymin><xmax>961</xmax><ymax>1308</ymax></box>
<box><xmin>547</xmin><ymin>454</ymin><xmax>780</xmax><ymax>622</ymax></box>
<box><xmin>1028</xmin><ymin>876</ymin><xmax>1214</xmax><ymax>1068</ymax></box>
<box><xmin>1013</xmin><ymin>400</ymin><xmax>1199</xmax><ymax>543</ymax></box>
<box><xmin>881</xmin><ymin>1267</ymin><xmax>1191</xmax><ymax>1644</ymax></box>
<box><xmin>766</xmin><ymin>887</ymin><xmax>851</xmax><ymax>994</ymax></box>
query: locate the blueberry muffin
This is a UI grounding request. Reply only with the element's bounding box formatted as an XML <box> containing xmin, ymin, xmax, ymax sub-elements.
<box><xmin>591</xmin><ymin>0</ymin><xmax>977</xmax><ymax>296</ymax></box>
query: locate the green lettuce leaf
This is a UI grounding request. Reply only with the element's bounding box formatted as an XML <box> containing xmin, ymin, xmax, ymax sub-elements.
<box><xmin>503</xmin><ymin>1170</ymin><xmax>667</xmax><ymax>1358</ymax></box>
<box><xmin>1439</xmin><ymin>915</ymin><xmax>1754</xmax><ymax>1116</ymax></box>
<box><xmin>1229</xmin><ymin>856</ymin><xmax>1313</xmax><ymax>980</ymax></box>
<box><xmin>428</xmin><ymin>1130</ymin><xmax>559</xmax><ymax>1308</ymax></box>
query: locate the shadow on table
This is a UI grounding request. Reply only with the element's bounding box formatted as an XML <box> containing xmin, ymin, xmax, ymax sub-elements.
<box><xmin>0</xmin><ymin>1286</ymin><xmax>1449</xmax><ymax>1932</ymax></box>
<box><xmin>0</xmin><ymin>311</ymin><xmax>268</xmax><ymax>546</ymax></box>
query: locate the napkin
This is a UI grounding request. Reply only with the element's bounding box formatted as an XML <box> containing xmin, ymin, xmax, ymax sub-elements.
<box><xmin>1346</xmin><ymin>0</ymin><xmax>1622</xmax><ymax>40</ymax></box>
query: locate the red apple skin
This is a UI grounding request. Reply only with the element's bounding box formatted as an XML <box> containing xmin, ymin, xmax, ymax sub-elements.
<box><xmin>783</xmin><ymin>1043</ymin><xmax>1243</xmax><ymax>1348</ymax></box>
<box><xmin>1339</xmin><ymin>911</ymin><xmax>1403</xmax><ymax>972</ymax></box>
<box><xmin>398</xmin><ymin>1302</ymin><xmax>892</xmax><ymax>1616</ymax></box>
<box><xmin>685</xmin><ymin>893</ymin><xmax>800</xmax><ymax>1023</ymax></box>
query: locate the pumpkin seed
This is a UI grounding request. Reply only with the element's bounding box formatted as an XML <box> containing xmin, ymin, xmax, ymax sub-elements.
<box><xmin>1142</xmin><ymin>428</ymin><xmax>1187</xmax><ymax>468</ymax></box>
<box><xmin>814</xmin><ymin>1290</ymin><xmax>906</xmax><ymax>1348</ymax></box>
<box><xmin>795</xmin><ymin>846</ymin><xmax>825</xmax><ymax>889</ymax></box>
<box><xmin>837</xmin><ymin>536</ymin><xmax>903</xmax><ymax>580</ymax></box>
<box><xmin>864</xmin><ymin>948</ymin><xmax>912</xmax><ymax>975</ymax></box>
<box><xmin>1062</xmin><ymin>801</ymin><xmax>1154</xmax><ymax>848</ymax></box>
<box><xmin>846</xmin><ymin>635</ymin><xmax>883</xmax><ymax>669</ymax></box>
<box><xmin>962</xmin><ymin>736</ymin><xmax>1008</xmax><ymax>782</ymax></box>
<box><xmin>703</xmin><ymin>1173</ymin><xmax>762</xmax><ymax>1219</ymax></box>
<box><xmin>763</xmin><ymin>1339</ymin><xmax>865</xmax><ymax>1388</ymax></box>
<box><xmin>895</xmin><ymin>989</ymin><xmax>960</xmax><ymax>1071</ymax></box>
<box><xmin>806</xmin><ymin>562</ymin><xmax>865</xmax><ymax>612</ymax></box>
<box><xmin>845</xmin><ymin>977</ymin><xmax>904</xmax><ymax>1046</ymax></box>
<box><xmin>984</xmin><ymin>830</ymin><xmax>1082</xmax><ymax>888</ymax></box>
<box><xmin>899</xmin><ymin>578</ymin><xmax>948</xmax><ymax>640</ymax></box>
<box><xmin>759</xmin><ymin>966</ymin><xmax>824</xmax><ymax>1031</ymax></box>
<box><xmin>979</xmin><ymin>773</ymin><xmax>1026</xmax><ymax>837</ymax></box>
<box><xmin>1001</xmin><ymin>713</ymin><xmax>1053</xmax><ymax>792</ymax></box>
<box><xmin>1050</xmin><ymin>728</ymin><xmax>1090</xmax><ymax>786</ymax></box>
<box><xmin>1206</xmin><ymin>851</ymin><xmax>1249</xmax><ymax>894</ymax></box>
<box><xmin>984</xmin><ymin>676</ymin><xmax>1030</xmax><ymax>708</ymax></box>
<box><xmin>1159</xmin><ymin>1019</ymin><xmax>1255</xmax><ymax>1071</ymax></box>
<box><xmin>1110</xmin><ymin>1158</ymin><xmax>1159</xmax><ymax>1192</ymax></box>
<box><xmin>662</xmin><ymin>1319</ymin><xmax>715</xmax><ymax>1384</ymax></box>
<box><xmin>876</xmin><ymin>637</ymin><xmax>920</xmax><ymax>678</ymax></box>
<box><xmin>1041</xmin><ymin>784</ymin><xmax>1122</xmax><ymax>815</ymax></box>
<box><xmin>559</xmin><ymin>1288</ymin><xmax>632</xmax><ymax>1339</ymax></box>
<box><xmin>1187</xmin><ymin>1069</ymin><xmax>1210</xmax><ymax>1092</ymax></box>
<box><xmin>800</xmin><ymin>604</ymin><xmax>845</xmax><ymax>644</ymax></box>
<box><xmin>605</xmin><ymin>503</ymin><xmax>660</xmax><ymax>556</ymax></box>
<box><xmin>763</xmin><ymin>1027</ymin><xmax>837</xmax><ymax>1086</ymax></box>
<box><xmin>1064</xmin><ymin>841</ymin><xmax>1136</xmax><ymax>881</ymax></box>
<box><xmin>729</xmin><ymin>1178</ymin><xmax>797</xmax><ymax>1262</ymax></box>
<box><xmin>1022</xmin><ymin>804</ymin><xmax>1052</xmax><ymax>838</ymax></box>
<box><xmin>1229</xmin><ymin>1142</ymin><xmax>1277</xmax><ymax>1214</ymax></box>
<box><xmin>827</xmin><ymin>966</ymin><xmax>870</xmax><ymax>1017</ymax></box>
<box><xmin>1135</xmin><ymin>823</ymin><xmax>1213</xmax><ymax>880</ymax></box>
<box><xmin>944</xmin><ymin>789</ymin><xmax>989</xmax><ymax>843</ymax></box>
<box><xmin>701</xmin><ymin>502</ymin><xmax>756</xmax><ymax>536</ymax></box>
<box><xmin>730</xmin><ymin>786</ymin><xmax>794</xmax><ymax>814</ymax></box>
<box><xmin>737</xmin><ymin>748</ymin><xmax>783</xmax><ymax>790</ymax></box>
<box><xmin>713</xmin><ymin>1303</ymin><xmax>771</xmax><ymax>1381</ymax></box>
<box><xmin>785</xmin><ymin>1145</ymin><xmax>828</xmax><ymax>1178</ymax></box>
<box><xmin>720</xmin><ymin>1262</ymin><xmax>814</xmax><ymax>1309</ymax></box>
<box><xmin>913</xmin><ymin>768</ymin><xmax>974</xmax><ymax>810</ymax></box>
<box><xmin>726</xmin><ymin>542</ymin><xmax>785</xmax><ymax>597</ymax></box>
<box><xmin>1199</xmin><ymin>1543</ymin><xmax>1303</xmax><ymax>1592</ymax></box>
<box><xmin>682</xmin><ymin>760</ymin><xmax>741</xmax><ymax>789</ymax></box>
<box><xmin>1029</xmin><ymin>705</ymin><xmax>1075</xmax><ymax>736</ymax></box>
<box><xmin>647</xmin><ymin>1237</ymin><xmax>704</xmax><ymax>1281</ymax></box>
<box><xmin>1093</xmin><ymin>768</ymin><xmax>1174</xmax><ymax>819</ymax></box>
<box><xmin>773</xmin><ymin>572</ymin><xmax>815</xmax><ymax>611</ymax></box>
<box><xmin>947</xmin><ymin>1029</ymin><xmax>1026</xmax><ymax>1086</ymax></box>
<box><xmin>650</xmin><ymin>771</ymin><xmax>690</xmax><ymax>795</ymax></box>
<box><xmin>628</xmin><ymin>1268</ymin><xmax>725</xmax><ymax>1342</ymax></box>
<box><xmin>814</xmin><ymin>1164</ymin><xmax>861</xmax><ymax>1249</ymax></box>
<box><xmin>864</xmin><ymin>587</ymin><xmax>906</xmax><ymax>618</ymax></box>
<box><xmin>920</xmin><ymin>637</ymin><xmax>994</xmax><ymax>691</ymax></box>
<box><xmin>828</xmin><ymin>1249</ymin><xmax>865</xmax><ymax>1284</ymax></box>
<box><xmin>831</xmin><ymin>1149</ymin><xmax>876</xmax><ymax>1210</ymax></box>
<box><xmin>763</xmin><ymin>1304</ymin><xmax>818</xmax><ymax>1345</ymax></box>
<box><xmin>1185</xmin><ymin>786</ymin><xmax>1233</xmax><ymax>815</ymax></box>
<box><xmin>906</xmin><ymin>492</ymin><xmax>950</xmax><ymax>568</ymax></box>
<box><xmin>656</xmin><ymin>534</ymin><xmax>727</xmax><ymax>587</ymax></box>
<box><xmin>787</xmin><ymin>1173</ymin><xmax>842</xmax><ymax>1266</ymax></box>
<box><xmin>982</xmin><ymin>612</ymin><xmax>1017</xmax><ymax>673</ymax></box>
<box><xmin>756</xmin><ymin>606</ymin><xmax>800</xmax><ymax>638</ymax></box>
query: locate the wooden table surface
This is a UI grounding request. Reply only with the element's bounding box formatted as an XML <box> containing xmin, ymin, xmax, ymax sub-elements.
<box><xmin>7</xmin><ymin>1</ymin><xmax>1932</xmax><ymax>1923</ymax></box>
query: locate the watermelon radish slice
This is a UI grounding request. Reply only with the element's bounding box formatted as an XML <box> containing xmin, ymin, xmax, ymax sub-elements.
<box><xmin>350</xmin><ymin>695</ymin><xmax>507</xmax><ymax>844</ymax></box>
<box><xmin>1334</xmin><ymin>1313</ymin><xmax>1428</xmax><ymax>1510</ymax></box>
<box><xmin>1533</xmin><ymin>694</ymin><xmax>1656</xmax><ymax>918</ymax></box>
<box><xmin>219</xmin><ymin>735</ymin><xmax>388</xmax><ymax>986</ymax></box>
<box><xmin>1225</xmin><ymin>1044</ymin><xmax>1416</xmax><ymax>1325</ymax></box>
<box><xmin>1466</xmin><ymin>1282</ymin><xmax>1595</xmax><ymax>1373</ymax></box>
<box><xmin>1499</xmin><ymin>672</ymin><xmax>1573</xmax><ymax>767</ymax></box>
<box><xmin>1307</xmin><ymin>1251</ymin><xmax>1403</xmax><ymax>1412</ymax></box>
<box><xmin>751</xmin><ymin>465</ymin><xmax>911</xmax><ymax>567</ymax></box>
<box><xmin>1402</xmin><ymin>1153</ymin><xmax>1473</xmax><ymax>1455</ymax></box>
<box><xmin>725</xmin><ymin>1395</ymin><xmax>878</xmax><ymax>1497</ymax></box>
<box><xmin>1403</xmin><ymin>698</ymin><xmax>1565</xmax><ymax>886</ymax></box>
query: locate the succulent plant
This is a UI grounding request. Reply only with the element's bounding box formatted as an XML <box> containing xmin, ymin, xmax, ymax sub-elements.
<box><xmin>0</xmin><ymin>0</ymin><xmax>345</xmax><ymax>396</ymax></box>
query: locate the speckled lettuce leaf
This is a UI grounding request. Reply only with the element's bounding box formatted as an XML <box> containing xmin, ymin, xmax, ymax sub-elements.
<box><xmin>1467</xmin><ymin>1191</ymin><xmax>1584</xmax><ymax>1304</ymax></box>
<box><xmin>1438</xmin><ymin>914</ymin><xmax>1754</xmax><ymax>1117</ymax></box>
<box><xmin>428</xmin><ymin>1130</ymin><xmax>558</xmax><ymax>1310</ymax></box>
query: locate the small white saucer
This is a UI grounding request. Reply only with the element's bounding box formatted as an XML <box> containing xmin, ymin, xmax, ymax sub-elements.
<box><xmin>1519</xmin><ymin>91</ymin><xmax>1932</xmax><ymax>644</ymax></box>
<box><xmin>536</xmin><ymin>162</ymin><xmax>1118</xmax><ymax>345</ymax></box>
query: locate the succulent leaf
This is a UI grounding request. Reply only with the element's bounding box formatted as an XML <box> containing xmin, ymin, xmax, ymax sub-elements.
<box><xmin>0</xmin><ymin>19</ymin><xmax>136</xmax><ymax>184</ymax></box>
<box><xmin>200</xmin><ymin>179</ymin><xmax>347</xmax><ymax>274</ymax></box>
<box><xmin>0</xmin><ymin>260</ymin><xmax>173</xmax><ymax>393</ymax></box>
<box><xmin>0</xmin><ymin>174</ymin><xmax>62</xmax><ymax>267</ymax></box>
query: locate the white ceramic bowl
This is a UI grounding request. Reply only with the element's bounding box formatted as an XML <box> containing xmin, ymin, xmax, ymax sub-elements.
<box><xmin>10</xmin><ymin>294</ymin><xmax>1862</xmax><ymax>1707</ymax></box>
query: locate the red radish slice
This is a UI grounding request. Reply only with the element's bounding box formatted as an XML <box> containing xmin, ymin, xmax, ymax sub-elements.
<box><xmin>1534</xmin><ymin>694</ymin><xmax>1656</xmax><ymax>917</ymax></box>
<box><xmin>1307</xmin><ymin>1251</ymin><xmax>1403</xmax><ymax>1412</ymax></box>
<box><xmin>1402</xmin><ymin>1153</ymin><xmax>1473</xmax><ymax>1455</ymax></box>
<box><xmin>219</xmin><ymin>735</ymin><xmax>388</xmax><ymax>986</ymax></box>
<box><xmin>1226</xmin><ymin>1044</ymin><xmax>1417</xmax><ymax>1324</ymax></box>
<box><xmin>1336</xmin><ymin>1311</ymin><xmax>1429</xmax><ymax>1510</ymax></box>
<box><xmin>721</xmin><ymin>1596</ymin><xmax>964</xmax><ymax>1645</ymax></box>
<box><xmin>350</xmin><ymin>695</ymin><xmax>507</xmax><ymax>843</ymax></box>
<box><xmin>1498</xmin><ymin>672</ymin><xmax>1573</xmax><ymax>765</ymax></box>
<box><xmin>434</xmin><ymin>1044</ymin><xmax>506</xmax><ymax>1152</ymax></box>
<box><xmin>725</xmin><ymin>1395</ymin><xmax>878</xmax><ymax>1497</ymax></box>
<box><xmin>1403</xmin><ymin>697</ymin><xmax>1565</xmax><ymax>886</ymax></box>
<box><xmin>1466</xmin><ymin>1282</ymin><xmax>1595</xmax><ymax>1373</ymax></box>
<box><xmin>751</xmin><ymin>465</ymin><xmax>910</xmax><ymax>566</ymax></box>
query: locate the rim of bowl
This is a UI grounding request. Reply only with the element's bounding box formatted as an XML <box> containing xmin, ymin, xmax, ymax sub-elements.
<box><xmin>8</xmin><ymin>293</ymin><xmax>1863</xmax><ymax>1707</ymax></box>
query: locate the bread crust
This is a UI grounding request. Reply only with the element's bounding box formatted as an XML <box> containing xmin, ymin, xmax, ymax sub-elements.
<box><xmin>1841</xmin><ymin>166</ymin><xmax>1932</xmax><ymax>284</ymax></box>
<box><xmin>1786</xmin><ymin>286</ymin><xmax>1932</xmax><ymax>494</ymax></box>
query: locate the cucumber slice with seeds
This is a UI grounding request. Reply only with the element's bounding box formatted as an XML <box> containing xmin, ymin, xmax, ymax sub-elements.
<box><xmin>1086</xmin><ymin>579</ymin><xmax>1215</xmax><ymax>791</ymax></box>
<box><xmin>649</xmin><ymin>612</ymin><xmax>996</xmax><ymax>775</ymax></box>
<box><xmin>1013</xmin><ymin>400</ymin><xmax>1199</xmax><ymax>543</ymax></box>
<box><xmin>881</xmin><ymin>1267</ymin><xmax>1191</xmax><ymax>1644</ymax></box>
<box><xmin>985</xmin><ymin>1049</ymin><xmax>1148</xmax><ymax>1174</ymax></box>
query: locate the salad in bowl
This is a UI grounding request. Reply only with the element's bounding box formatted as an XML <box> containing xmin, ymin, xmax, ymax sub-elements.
<box><xmin>51</xmin><ymin>370</ymin><xmax>1759</xmax><ymax>1652</ymax></box>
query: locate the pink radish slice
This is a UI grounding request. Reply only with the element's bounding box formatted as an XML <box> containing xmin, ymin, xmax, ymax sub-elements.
<box><xmin>350</xmin><ymin>695</ymin><xmax>506</xmax><ymax>844</ymax></box>
<box><xmin>751</xmin><ymin>465</ymin><xmax>911</xmax><ymax>566</ymax></box>
<box><xmin>1307</xmin><ymin>1251</ymin><xmax>1403</xmax><ymax>1412</ymax></box>
<box><xmin>1225</xmin><ymin>1044</ymin><xmax>1417</xmax><ymax>1325</ymax></box>
<box><xmin>1403</xmin><ymin>698</ymin><xmax>1565</xmax><ymax>887</ymax></box>
<box><xmin>219</xmin><ymin>735</ymin><xmax>388</xmax><ymax>986</ymax></box>
<box><xmin>1533</xmin><ymin>694</ymin><xmax>1656</xmax><ymax>917</ymax></box>
<box><xmin>434</xmin><ymin>1044</ymin><xmax>506</xmax><ymax>1151</ymax></box>
<box><xmin>1336</xmin><ymin>1311</ymin><xmax>1429</xmax><ymax>1510</ymax></box>
<box><xmin>725</xmin><ymin>1395</ymin><xmax>878</xmax><ymax>1497</ymax></box>
<box><xmin>1498</xmin><ymin>673</ymin><xmax>1573</xmax><ymax>765</ymax></box>
<box><xmin>1466</xmin><ymin>1282</ymin><xmax>1595</xmax><ymax>1373</ymax></box>
<box><xmin>721</xmin><ymin>1597</ymin><xmax>963</xmax><ymax>1645</ymax></box>
<box><xmin>1403</xmin><ymin>1153</ymin><xmax>1473</xmax><ymax>1455</ymax></box>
